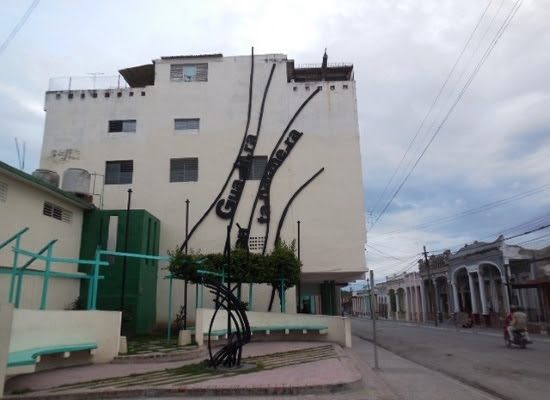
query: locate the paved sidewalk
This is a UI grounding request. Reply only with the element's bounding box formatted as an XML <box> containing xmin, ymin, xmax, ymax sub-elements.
<box><xmin>5</xmin><ymin>319</ymin><xmax>537</xmax><ymax>400</ymax></box>
<box><xmin>3</xmin><ymin>342</ymin><xmax>364</xmax><ymax>399</ymax></box>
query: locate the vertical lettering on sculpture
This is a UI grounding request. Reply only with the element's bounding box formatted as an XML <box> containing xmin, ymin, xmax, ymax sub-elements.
<box><xmin>284</xmin><ymin>130</ymin><xmax>302</xmax><ymax>148</ymax></box>
<box><xmin>216</xmin><ymin>179</ymin><xmax>245</xmax><ymax>219</ymax></box>
<box><xmin>216</xmin><ymin>198</ymin><xmax>236</xmax><ymax>219</ymax></box>
<box><xmin>258</xmin><ymin>204</ymin><xmax>270</xmax><ymax>223</ymax></box>
<box><xmin>275</xmin><ymin>149</ymin><xmax>288</xmax><ymax>162</ymax></box>
<box><xmin>232</xmin><ymin>179</ymin><xmax>244</xmax><ymax>192</ymax></box>
<box><xmin>243</xmin><ymin>135</ymin><xmax>257</xmax><ymax>153</ymax></box>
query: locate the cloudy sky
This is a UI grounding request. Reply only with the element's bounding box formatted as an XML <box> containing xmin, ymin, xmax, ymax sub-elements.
<box><xmin>1</xmin><ymin>0</ymin><xmax>549</xmax><ymax>284</ymax></box>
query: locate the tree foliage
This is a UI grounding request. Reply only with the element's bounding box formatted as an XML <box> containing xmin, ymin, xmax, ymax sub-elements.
<box><xmin>167</xmin><ymin>240</ymin><xmax>302</xmax><ymax>289</ymax></box>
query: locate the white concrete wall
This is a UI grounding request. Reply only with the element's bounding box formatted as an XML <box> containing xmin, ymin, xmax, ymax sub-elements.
<box><xmin>9</xmin><ymin>309</ymin><xmax>121</xmax><ymax>363</ymax></box>
<box><xmin>0</xmin><ymin>303</ymin><xmax>14</xmax><ymax>396</ymax></box>
<box><xmin>0</xmin><ymin>172</ymin><xmax>85</xmax><ymax>309</ymax></box>
<box><xmin>195</xmin><ymin>307</ymin><xmax>351</xmax><ymax>348</ymax></box>
<box><xmin>39</xmin><ymin>53</ymin><xmax>367</xmax><ymax>325</ymax></box>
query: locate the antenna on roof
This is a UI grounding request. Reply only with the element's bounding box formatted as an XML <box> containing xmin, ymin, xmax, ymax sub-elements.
<box><xmin>15</xmin><ymin>138</ymin><xmax>25</xmax><ymax>170</ymax></box>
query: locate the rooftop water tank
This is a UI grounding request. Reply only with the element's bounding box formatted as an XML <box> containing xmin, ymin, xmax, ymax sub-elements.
<box><xmin>62</xmin><ymin>168</ymin><xmax>91</xmax><ymax>195</ymax></box>
<box><xmin>32</xmin><ymin>169</ymin><xmax>60</xmax><ymax>187</ymax></box>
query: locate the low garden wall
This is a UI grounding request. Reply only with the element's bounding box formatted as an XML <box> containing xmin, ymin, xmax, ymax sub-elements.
<box><xmin>194</xmin><ymin>308</ymin><xmax>351</xmax><ymax>348</ymax></box>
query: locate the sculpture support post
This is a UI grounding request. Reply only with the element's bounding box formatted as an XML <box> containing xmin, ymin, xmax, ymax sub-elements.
<box><xmin>183</xmin><ymin>199</ymin><xmax>189</xmax><ymax>330</ymax></box>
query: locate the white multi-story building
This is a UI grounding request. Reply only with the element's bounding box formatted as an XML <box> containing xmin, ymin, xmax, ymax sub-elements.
<box><xmin>38</xmin><ymin>51</ymin><xmax>367</xmax><ymax>325</ymax></box>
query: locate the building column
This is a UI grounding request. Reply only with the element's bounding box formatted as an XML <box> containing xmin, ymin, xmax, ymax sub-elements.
<box><xmin>477</xmin><ymin>269</ymin><xmax>489</xmax><ymax>315</ymax></box>
<box><xmin>468</xmin><ymin>272</ymin><xmax>478</xmax><ymax>315</ymax></box>
<box><xmin>489</xmin><ymin>274</ymin><xmax>498</xmax><ymax>313</ymax></box>
<box><xmin>404</xmin><ymin>288</ymin><xmax>409</xmax><ymax>321</ymax></box>
<box><xmin>420</xmin><ymin>279</ymin><xmax>428</xmax><ymax>322</ymax></box>
<box><xmin>417</xmin><ymin>285</ymin><xmax>422</xmax><ymax>321</ymax></box>
<box><xmin>452</xmin><ymin>279</ymin><xmax>460</xmax><ymax>313</ymax></box>
<box><xmin>446</xmin><ymin>280</ymin><xmax>453</xmax><ymax>315</ymax></box>
<box><xmin>433</xmin><ymin>279</ymin><xmax>441</xmax><ymax>321</ymax></box>
<box><xmin>411</xmin><ymin>287</ymin><xmax>416</xmax><ymax>321</ymax></box>
<box><xmin>395</xmin><ymin>290</ymin><xmax>401</xmax><ymax>319</ymax></box>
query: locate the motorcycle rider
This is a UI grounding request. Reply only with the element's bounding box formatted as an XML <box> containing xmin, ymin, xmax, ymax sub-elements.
<box><xmin>507</xmin><ymin>305</ymin><xmax>531</xmax><ymax>343</ymax></box>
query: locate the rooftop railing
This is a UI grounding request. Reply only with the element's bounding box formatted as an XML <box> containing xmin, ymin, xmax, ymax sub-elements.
<box><xmin>48</xmin><ymin>74</ymin><xmax>130</xmax><ymax>91</ymax></box>
<box><xmin>295</xmin><ymin>62</ymin><xmax>353</xmax><ymax>69</ymax></box>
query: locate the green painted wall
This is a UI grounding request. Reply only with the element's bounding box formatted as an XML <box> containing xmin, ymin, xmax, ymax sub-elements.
<box><xmin>320</xmin><ymin>281</ymin><xmax>339</xmax><ymax>316</ymax></box>
<box><xmin>79</xmin><ymin>209</ymin><xmax>160</xmax><ymax>335</ymax></box>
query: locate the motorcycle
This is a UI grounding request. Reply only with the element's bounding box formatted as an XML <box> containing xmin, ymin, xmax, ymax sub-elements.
<box><xmin>504</xmin><ymin>328</ymin><xmax>530</xmax><ymax>349</ymax></box>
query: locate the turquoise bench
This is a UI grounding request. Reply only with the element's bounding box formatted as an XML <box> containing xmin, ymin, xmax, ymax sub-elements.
<box><xmin>7</xmin><ymin>343</ymin><xmax>98</xmax><ymax>368</ymax></box>
<box><xmin>189</xmin><ymin>325</ymin><xmax>328</xmax><ymax>340</ymax></box>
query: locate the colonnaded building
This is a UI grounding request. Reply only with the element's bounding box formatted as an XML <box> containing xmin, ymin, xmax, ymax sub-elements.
<box><xmin>8</xmin><ymin>50</ymin><xmax>367</xmax><ymax>332</ymax></box>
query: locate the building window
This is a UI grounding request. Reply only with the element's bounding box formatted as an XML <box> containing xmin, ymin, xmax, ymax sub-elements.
<box><xmin>43</xmin><ymin>201</ymin><xmax>73</xmax><ymax>223</ymax></box>
<box><xmin>174</xmin><ymin>118</ymin><xmax>200</xmax><ymax>131</ymax></box>
<box><xmin>105</xmin><ymin>160</ymin><xmax>133</xmax><ymax>184</ymax></box>
<box><xmin>108</xmin><ymin>120</ymin><xmax>136</xmax><ymax>133</ymax></box>
<box><xmin>0</xmin><ymin>181</ymin><xmax>7</xmax><ymax>202</ymax></box>
<box><xmin>248</xmin><ymin>236</ymin><xmax>265</xmax><ymax>252</ymax></box>
<box><xmin>170</xmin><ymin>63</ymin><xmax>208</xmax><ymax>82</ymax></box>
<box><xmin>170</xmin><ymin>158</ymin><xmax>198</xmax><ymax>182</ymax></box>
<box><xmin>239</xmin><ymin>156</ymin><xmax>267</xmax><ymax>181</ymax></box>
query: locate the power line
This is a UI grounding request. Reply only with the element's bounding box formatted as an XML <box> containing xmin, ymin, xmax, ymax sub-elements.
<box><xmin>369</xmin><ymin>210</ymin><xmax>548</xmax><ymax>275</ymax></box>
<box><xmin>0</xmin><ymin>0</ymin><xmax>41</xmax><ymax>57</ymax></box>
<box><xmin>374</xmin><ymin>182</ymin><xmax>550</xmax><ymax>237</ymax></box>
<box><xmin>371</xmin><ymin>0</ymin><xmax>523</xmax><ymax>229</ymax></box>
<box><xmin>370</xmin><ymin>0</ymin><xmax>493</xmax><ymax>218</ymax></box>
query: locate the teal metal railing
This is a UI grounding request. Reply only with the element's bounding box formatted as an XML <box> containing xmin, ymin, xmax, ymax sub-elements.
<box><xmin>0</xmin><ymin>228</ymin><xmax>109</xmax><ymax>310</ymax></box>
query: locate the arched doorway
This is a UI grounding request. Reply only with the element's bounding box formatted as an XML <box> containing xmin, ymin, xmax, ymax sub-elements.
<box><xmin>454</xmin><ymin>268</ymin><xmax>471</xmax><ymax>314</ymax></box>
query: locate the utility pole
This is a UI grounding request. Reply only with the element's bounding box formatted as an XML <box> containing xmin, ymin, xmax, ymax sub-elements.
<box><xmin>120</xmin><ymin>189</ymin><xmax>132</xmax><ymax>313</ymax></box>
<box><xmin>369</xmin><ymin>269</ymin><xmax>379</xmax><ymax>369</ymax></box>
<box><xmin>423</xmin><ymin>246</ymin><xmax>438</xmax><ymax>327</ymax></box>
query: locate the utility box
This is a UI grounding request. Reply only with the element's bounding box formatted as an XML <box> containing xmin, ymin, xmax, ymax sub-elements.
<box><xmin>79</xmin><ymin>209</ymin><xmax>160</xmax><ymax>335</ymax></box>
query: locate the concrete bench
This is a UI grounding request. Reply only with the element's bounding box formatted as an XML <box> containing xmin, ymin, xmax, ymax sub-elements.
<box><xmin>8</xmin><ymin>343</ymin><xmax>98</xmax><ymax>368</ymax></box>
<box><xmin>189</xmin><ymin>325</ymin><xmax>328</xmax><ymax>341</ymax></box>
<box><xmin>192</xmin><ymin>308</ymin><xmax>351</xmax><ymax>348</ymax></box>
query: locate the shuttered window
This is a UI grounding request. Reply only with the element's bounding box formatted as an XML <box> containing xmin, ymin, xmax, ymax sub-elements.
<box><xmin>174</xmin><ymin>118</ymin><xmax>200</xmax><ymax>131</ymax></box>
<box><xmin>170</xmin><ymin>158</ymin><xmax>198</xmax><ymax>182</ymax></box>
<box><xmin>105</xmin><ymin>160</ymin><xmax>133</xmax><ymax>184</ymax></box>
<box><xmin>170</xmin><ymin>63</ymin><xmax>208</xmax><ymax>82</ymax></box>
<box><xmin>0</xmin><ymin>181</ymin><xmax>7</xmax><ymax>202</ymax></box>
<box><xmin>43</xmin><ymin>201</ymin><xmax>73</xmax><ymax>223</ymax></box>
<box><xmin>108</xmin><ymin>120</ymin><xmax>136</xmax><ymax>133</ymax></box>
<box><xmin>239</xmin><ymin>156</ymin><xmax>268</xmax><ymax>181</ymax></box>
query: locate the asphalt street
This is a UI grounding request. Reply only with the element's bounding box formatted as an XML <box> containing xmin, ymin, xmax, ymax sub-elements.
<box><xmin>351</xmin><ymin>318</ymin><xmax>550</xmax><ymax>400</ymax></box>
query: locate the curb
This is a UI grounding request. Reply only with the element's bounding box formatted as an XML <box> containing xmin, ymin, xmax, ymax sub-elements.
<box><xmin>4</xmin><ymin>376</ymin><xmax>363</xmax><ymax>400</ymax></box>
<box><xmin>112</xmin><ymin>347</ymin><xmax>207</xmax><ymax>364</ymax></box>
<box><xmin>4</xmin><ymin>344</ymin><xmax>364</xmax><ymax>399</ymax></box>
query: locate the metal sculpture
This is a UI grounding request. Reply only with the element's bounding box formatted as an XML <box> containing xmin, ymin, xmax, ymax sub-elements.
<box><xmin>206</xmin><ymin>225</ymin><xmax>251</xmax><ymax>368</ymax></box>
<box><xmin>203</xmin><ymin>275</ymin><xmax>251</xmax><ymax>368</ymax></box>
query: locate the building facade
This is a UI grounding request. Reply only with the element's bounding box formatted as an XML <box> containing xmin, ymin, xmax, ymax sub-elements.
<box><xmin>38</xmin><ymin>51</ymin><xmax>367</xmax><ymax>324</ymax></box>
<box><xmin>0</xmin><ymin>161</ymin><xmax>94</xmax><ymax>310</ymax></box>
<box><xmin>369</xmin><ymin>238</ymin><xmax>550</xmax><ymax>330</ymax></box>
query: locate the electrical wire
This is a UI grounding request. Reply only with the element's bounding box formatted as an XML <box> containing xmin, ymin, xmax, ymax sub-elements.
<box><xmin>0</xmin><ymin>0</ymin><xmax>41</xmax><ymax>57</ymax></box>
<box><xmin>370</xmin><ymin>0</ymin><xmax>493</xmax><ymax>218</ymax></box>
<box><xmin>370</xmin><ymin>0</ymin><xmax>523</xmax><ymax>229</ymax></box>
<box><xmin>374</xmin><ymin>182</ymin><xmax>550</xmax><ymax>237</ymax></box>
